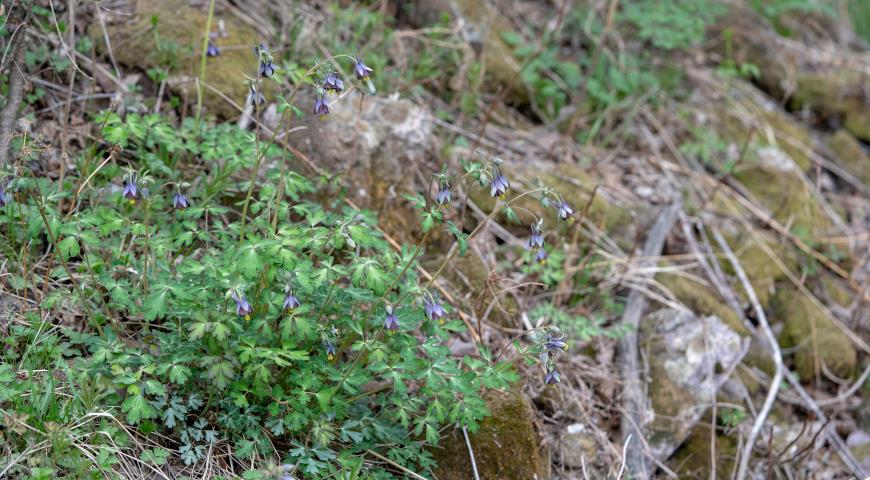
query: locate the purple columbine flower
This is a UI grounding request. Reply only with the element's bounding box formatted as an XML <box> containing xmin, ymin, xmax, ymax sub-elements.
<box><xmin>535</xmin><ymin>249</ymin><xmax>548</xmax><ymax>264</ymax></box>
<box><xmin>545</xmin><ymin>336</ymin><xmax>568</xmax><ymax>352</ymax></box>
<box><xmin>249</xmin><ymin>86</ymin><xmax>265</xmax><ymax>109</ymax></box>
<box><xmin>528</xmin><ymin>223</ymin><xmax>544</xmax><ymax>250</ymax></box>
<box><xmin>545</xmin><ymin>367</ymin><xmax>561</xmax><ymax>385</ymax></box>
<box><xmin>123</xmin><ymin>178</ymin><xmax>139</xmax><ymax>204</ymax></box>
<box><xmin>259</xmin><ymin>60</ymin><xmax>276</xmax><ymax>78</ymax></box>
<box><xmin>283</xmin><ymin>290</ymin><xmax>300</xmax><ymax>311</ymax></box>
<box><xmin>490</xmin><ymin>170</ymin><xmax>509</xmax><ymax>199</ymax></box>
<box><xmin>313</xmin><ymin>95</ymin><xmax>329</xmax><ymax>117</ymax></box>
<box><xmin>436</xmin><ymin>182</ymin><xmax>451</xmax><ymax>206</ymax></box>
<box><xmin>556</xmin><ymin>199</ymin><xmax>575</xmax><ymax>221</ymax></box>
<box><xmin>424</xmin><ymin>297</ymin><xmax>445</xmax><ymax>323</ymax></box>
<box><xmin>232</xmin><ymin>293</ymin><xmax>253</xmax><ymax>320</ymax></box>
<box><xmin>206</xmin><ymin>42</ymin><xmax>220</xmax><ymax>57</ymax></box>
<box><xmin>384</xmin><ymin>305</ymin><xmax>399</xmax><ymax>331</ymax></box>
<box><xmin>324</xmin><ymin>341</ymin><xmax>336</xmax><ymax>361</ymax></box>
<box><xmin>322</xmin><ymin>72</ymin><xmax>344</xmax><ymax>94</ymax></box>
<box><xmin>540</xmin><ymin>335</ymin><xmax>568</xmax><ymax>363</ymax></box>
<box><xmin>173</xmin><ymin>193</ymin><xmax>190</xmax><ymax>210</ymax></box>
<box><xmin>0</xmin><ymin>182</ymin><xmax>10</xmax><ymax>207</ymax></box>
<box><xmin>353</xmin><ymin>55</ymin><xmax>373</xmax><ymax>80</ymax></box>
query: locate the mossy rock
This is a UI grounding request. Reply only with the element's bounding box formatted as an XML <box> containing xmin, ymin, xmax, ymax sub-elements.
<box><xmin>716</xmin><ymin>230</ymin><xmax>798</xmax><ymax>308</ymax></box>
<box><xmin>793</xmin><ymin>73</ymin><xmax>870</xmax><ymax>142</ymax></box>
<box><xmin>718</xmin><ymin>82</ymin><xmax>815</xmax><ymax>171</ymax></box>
<box><xmin>657</xmin><ymin>273</ymin><xmax>749</xmax><ymax>336</ymax></box>
<box><xmin>828</xmin><ymin>129</ymin><xmax>870</xmax><ymax>185</ymax></box>
<box><xmin>641</xmin><ymin>309</ymin><xmax>744</xmax><ymax>460</ymax></box>
<box><xmin>91</xmin><ymin>0</ymin><xmax>259</xmax><ymax>119</ymax></box>
<box><xmin>732</xmin><ymin>155</ymin><xmax>829</xmax><ymax>235</ymax></box>
<box><xmin>716</xmin><ymin>6</ymin><xmax>870</xmax><ymax>142</ymax></box>
<box><xmin>820</xmin><ymin>276</ymin><xmax>853</xmax><ymax>307</ymax></box>
<box><xmin>773</xmin><ymin>288</ymin><xmax>857</xmax><ymax>380</ymax></box>
<box><xmin>668</xmin><ymin>424</ymin><xmax>738</xmax><ymax>479</ymax></box>
<box><xmin>469</xmin><ymin>160</ymin><xmax>635</xmax><ymax>243</ymax></box>
<box><xmin>431</xmin><ymin>388</ymin><xmax>547</xmax><ymax>480</ymax></box>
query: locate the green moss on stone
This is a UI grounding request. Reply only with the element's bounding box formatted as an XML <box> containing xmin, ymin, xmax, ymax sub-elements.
<box><xmin>657</xmin><ymin>273</ymin><xmax>749</xmax><ymax>336</ymax></box>
<box><xmin>773</xmin><ymin>288</ymin><xmax>857</xmax><ymax>380</ymax></box>
<box><xmin>717</xmin><ymin>232</ymin><xmax>798</xmax><ymax>308</ymax></box>
<box><xmin>733</xmin><ymin>162</ymin><xmax>828</xmax><ymax>235</ymax></box>
<box><xmin>90</xmin><ymin>0</ymin><xmax>259</xmax><ymax>119</ymax></box>
<box><xmin>794</xmin><ymin>73</ymin><xmax>870</xmax><ymax>142</ymax></box>
<box><xmin>719</xmin><ymin>92</ymin><xmax>815</xmax><ymax>171</ymax></box>
<box><xmin>432</xmin><ymin>388</ymin><xmax>547</xmax><ymax>480</ymax></box>
<box><xmin>668</xmin><ymin>425</ymin><xmax>738</xmax><ymax>480</ymax></box>
<box><xmin>828</xmin><ymin>129</ymin><xmax>870</xmax><ymax>185</ymax></box>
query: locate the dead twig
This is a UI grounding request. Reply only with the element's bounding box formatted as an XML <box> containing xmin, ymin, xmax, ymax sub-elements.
<box><xmin>618</xmin><ymin>201</ymin><xmax>681</xmax><ymax>479</ymax></box>
<box><xmin>0</xmin><ymin>22</ymin><xmax>27</xmax><ymax>167</ymax></box>
<box><xmin>712</xmin><ymin>227</ymin><xmax>783</xmax><ymax>480</ymax></box>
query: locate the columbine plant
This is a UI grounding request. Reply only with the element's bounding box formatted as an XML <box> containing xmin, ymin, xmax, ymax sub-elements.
<box><xmin>0</xmin><ymin>36</ymin><xmax>575</xmax><ymax>480</ymax></box>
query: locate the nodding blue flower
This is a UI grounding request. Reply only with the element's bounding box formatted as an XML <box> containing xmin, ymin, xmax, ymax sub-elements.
<box><xmin>556</xmin><ymin>199</ymin><xmax>575</xmax><ymax>221</ymax></box>
<box><xmin>540</xmin><ymin>335</ymin><xmax>568</xmax><ymax>363</ymax></box>
<box><xmin>545</xmin><ymin>336</ymin><xmax>568</xmax><ymax>352</ymax></box>
<box><xmin>535</xmin><ymin>249</ymin><xmax>548</xmax><ymax>264</ymax></box>
<box><xmin>424</xmin><ymin>297</ymin><xmax>445</xmax><ymax>324</ymax></box>
<box><xmin>436</xmin><ymin>182</ymin><xmax>451</xmax><ymax>206</ymax></box>
<box><xmin>248</xmin><ymin>86</ymin><xmax>266</xmax><ymax>109</ymax></box>
<box><xmin>0</xmin><ymin>182</ymin><xmax>10</xmax><ymax>207</ymax></box>
<box><xmin>528</xmin><ymin>223</ymin><xmax>544</xmax><ymax>250</ymax></box>
<box><xmin>545</xmin><ymin>367</ymin><xmax>561</xmax><ymax>385</ymax></box>
<box><xmin>313</xmin><ymin>95</ymin><xmax>329</xmax><ymax>117</ymax></box>
<box><xmin>206</xmin><ymin>42</ymin><xmax>220</xmax><ymax>57</ymax></box>
<box><xmin>490</xmin><ymin>169</ymin><xmax>510</xmax><ymax>199</ymax></box>
<box><xmin>384</xmin><ymin>305</ymin><xmax>399</xmax><ymax>331</ymax></box>
<box><xmin>123</xmin><ymin>178</ymin><xmax>139</xmax><ymax>204</ymax></box>
<box><xmin>283</xmin><ymin>289</ymin><xmax>300</xmax><ymax>311</ymax></box>
<box><xmin>232</xmin><ymin>293</ymin><xmax>253</xmax><ymax>320</ymax></box>
<box><xmin>324</xmin><ymin>341</ymin><xmax>336</xmax><ymax>361</ymax></box>
<box><xmin>173</xmin><ymin>193</ymin><xmax>190</xmax><ymax>210</ymax></box>
<box><xmin>259</xmin><ymin>60</ymin><xmax>276</xmax><ymax>78</ymax></box>
<box><xmin>353</xmin><ymin>55</ymin><xmax>373</xmax><ymax>80</ymax></box>
<box><xmin>322</xmin><ymin>72</ymin><xmax>344</xmax><ymax>94</ymax></box>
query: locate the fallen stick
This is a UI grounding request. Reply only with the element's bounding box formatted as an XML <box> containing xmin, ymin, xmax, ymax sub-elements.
<box><xmin>618</xmin><ymin>202</ymin><xmax>681</xmax><ymax>479</ymax></box>
<box><xmin>712</xmin><ymin>227</ymin><xmax>784</xmax><ymax>480</ymax></box>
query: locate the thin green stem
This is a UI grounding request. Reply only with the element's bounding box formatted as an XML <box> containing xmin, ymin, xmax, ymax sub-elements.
<box><xmin>238</xmin><ymin>55</ymin><xmax>355</xmax><ymax>239</ymax></box>
<box><xmin>195</xmin><ymin>0</ymin><xmax>217</xmax><ymax>124</ymax></box>
<box><xmin>33</xmin><ymin>195</ymin><xmax>107</xmax><ymax>336</ymax></box>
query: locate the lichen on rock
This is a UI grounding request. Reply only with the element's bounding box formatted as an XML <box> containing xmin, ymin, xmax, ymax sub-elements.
<box><xmin>641</xmin><ymin>308</ymin><xmax>745</xmax><ymax>461</ymax></box>
<box><xmin>298</xmin><ymin>92</ymin><xmax>436</xmax><ymax>241</ymax></box>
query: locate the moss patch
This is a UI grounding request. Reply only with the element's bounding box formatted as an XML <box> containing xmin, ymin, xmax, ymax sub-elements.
<box><xmin>668</xmin><ymin>424</ymin><xmax>738</xmax><ymax>479</ymax></box>
<box><xmin>733</xmin><ymin>160</ymin><xmax>828</xmax><ymax>235</ymax></box>
<box><xmin>657</xmin><ymin>273</ymin><xmax>749</xmax><ymax>336</ymax></box>
<box><xmin>91</xmin><ymin>0</ymin><xmax>259</xmax><ymax>119</ymax></box>
<box><xmin>773</xmin><ymin>288</ymin><xmax>857</xmax><ymax>380</ymax></box>
<box><xmin>719</xmin><ymin>84</ymin><xmax>815</xmax><ymax>171</ymax></box>
<box><xmin>793</xmin><ymin>73</ymin><xmax>870</xmax><ymax>142</ymax></box>
<box><xmin>828</xmin><ymin>129</ymin><xmax>870</xmax><ymax>185</ymax></box>
<box><xmin>717</xmin><ymin>231</ymin><xmax>798</xmax><ymax>308</ymax></box>
<box><xmin>431</xmin><ymin>388</ymin><xmax>547</xmax><ymax>479</ymax></box>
